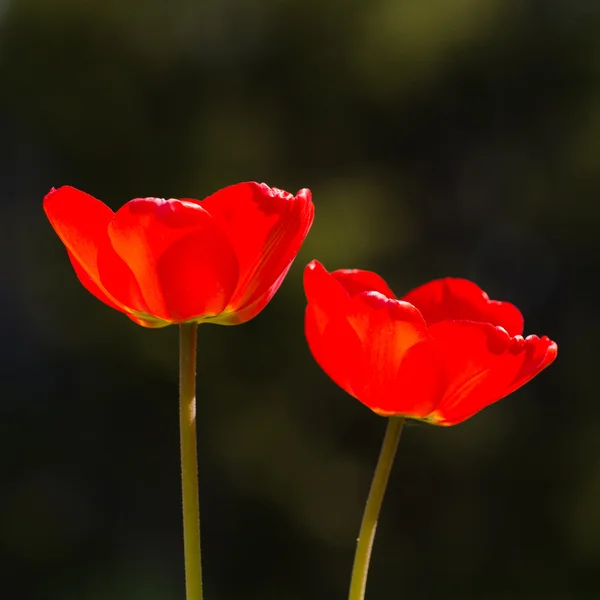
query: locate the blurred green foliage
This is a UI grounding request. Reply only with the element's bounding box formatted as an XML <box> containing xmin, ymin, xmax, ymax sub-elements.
<box><xmin>0</xmin><ymin>0</ymin><xmax>598</xmax><ymax>598</ymax></box>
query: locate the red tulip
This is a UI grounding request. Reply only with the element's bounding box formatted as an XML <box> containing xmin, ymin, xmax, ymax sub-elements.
<box><xmin>304</xmin><ymin>260</ymin><xmax>557</xmax><ymax>425</ymax></box>
<box><xmin>44</xmin><ymin>183</ymin><xmax>314</xmax><ymax>328</ymax></box>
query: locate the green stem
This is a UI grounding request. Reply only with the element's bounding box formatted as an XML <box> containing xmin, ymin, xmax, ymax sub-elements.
<box><xmin>179</xmin><ymin>323</ymin><xmax>203</xmax><ymax>600</ymax></box>
<box><xmin>348</xmin><ymin>416</ymin><xmax>405</xmax><ymax>600</ymax></box>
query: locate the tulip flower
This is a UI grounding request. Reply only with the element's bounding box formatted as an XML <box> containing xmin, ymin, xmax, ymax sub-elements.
<box><xmin>304</xmin><ymin>260</ymin><xmax>557</xmax><ymax>600</ymax></box>
<box><xmin>304</xmin><ymin>259</ymin><xmax>557</xmax><ymax>426</ymax></box>
<box><xmin>45</xmin><ymin>182</ymin><xmax>313</xmax><ymax>600</ymax></box>
<box><xmin>44</xmin><ymin>182</ymin><xmax>314</xmax><ymax>327</ymax></box>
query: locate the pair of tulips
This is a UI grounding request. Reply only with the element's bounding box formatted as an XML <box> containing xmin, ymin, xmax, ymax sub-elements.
<box><xmin>45</xmin><ymin>182</ymin><xmax>558</xmax><ymax>600</ymax></box>
<box><xmin>44</xmin><ymin>182</ymin><xmax>556</xmax><ymax>425</ymax></box>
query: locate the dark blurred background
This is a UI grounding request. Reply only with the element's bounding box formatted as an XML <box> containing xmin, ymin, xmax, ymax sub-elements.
<box><xmin>0</xmin><ymin>0</ymin><xmax>597</xmax><ymax>598</ymax></box>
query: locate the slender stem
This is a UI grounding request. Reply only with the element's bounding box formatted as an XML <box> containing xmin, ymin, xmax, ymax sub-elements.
<box><xmin>348</xmin><ymin>416</ymin><xmax>405</xmax><ymax>600</ymax></box>
<box><xmin>179</xmin><ymin>323</ymin><xmax>203</xmax><ymax>600</ymax></box>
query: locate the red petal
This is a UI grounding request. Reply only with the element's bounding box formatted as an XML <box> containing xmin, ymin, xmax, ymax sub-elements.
<box><xmin>343</xmin><ymin>292</ymin><xmax>437</xmax><ymax>417</ymax></box>
<box><xmin>426</xmin><ymin>321</ymin><xmax>553</xmax><ymax>425</ymax></box>
<box><xmin>331</xmin><ymin>269</ymin><xmax>397</xmax><ymax>299</ymax></box>
<box><xmin>44</xmin><ymin>187</ymin><xmax>127</xmax><ymax>309</ymax></box>
<box><xmin>213</xmin><ymin>263</ymin><xmax>292</xmax><ymax>325</ymax></box>
<box><xmin>379</xmin><ymin>339</ymin><xmax>443</xmax><ymax>417</ymax></box>
<box><xmin>67</xmin><ymin>250</ymin><xmax>127</xmax><ymax>314</ymax></box>
<box><xmin>96</xmin><ymin>240</ymin><xmax>153</xmax><ymax>316</ymax></box>
<box><xmin>44</xmin><ymin>187</ymin><xmax>113</xmax><ymax>279</ymax></box>
<box><xmin>105</xmin><ymin>198</ymin><xmax>239</xmax><ymax>322</ymax></box>
<box><xmin>304</xmin><ymin>260</ymin><xmax>352</xmax><ymax>313</ymax></box>
<box><xmin>303</xmin><ymin>261</ymin><xmax>363</xmax><ymax>394</ymax></box>
<box><xmin>305</xmin><ymin>303</ymin><xmax>366</xmax><ymax>400</ymax></box>
<box><xmin>201</xmin><ymin>182</ymin><xmax>314</xmax><ymax>313</ymax></box>
<box><xmin>156</xmin><ymin>229</ymin><xmax>239</xmax><ymax>322</ymax></box>
<box><xmin>504</xmin><ymin>335</ymin><xmax>558</xmax><ymax>396</ymax></box>
<box><xmin>402</xmin><ymin>278</ymin><xmax>524</xmax><ymax>336</ymax></box>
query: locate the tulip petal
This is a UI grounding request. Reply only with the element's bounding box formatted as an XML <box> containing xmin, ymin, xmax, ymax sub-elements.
<box><xmin>374</xmin><ymin>339</ymin><xmax>443</xmax><ymax>418</ymax></box>
<box><xmin>201</xmin><ymin>182</ymin><xmax>314</xmax><ymax>311</ymax></box>
<box><xmin>44</xmin><ymin>187</ymin><xmax>127</xmax><ymax>307</ymax></box>
<box><xmin>96</xmin><ymin>240</ymin><xmax>154</xmax><ymax>317</ymax></box>
<box><xmin>156</xmin><ymin>229</ymin><xmax>239</xmax><ymax>322</ymax></box>
<box><xmin>44</xmin><ymin>187</ymin><xmax>113</xmax><ymax>279</ymax></box>
<box><xmin>212</xmin><ymin>263</ymin><xmax>292</xmax><ymax>325</ymax></box>
<box><xmin>344</xmin><ymin>293</ymin><xmax>437</xmax><ymax>417</ymax></box>
<box><xmin>426</xmin><ymin>321</ymin><xmax>554</xmax><ymax>425</ymax></box>
<box><xmin>304</xmin><ymin>260</ymin><xmax>352</xmax><ymax>313</ymax></box>
<box><xmin>331</xmin><ymin>268</ymin><xmax>397</xmax><ymax>299</ymax></box>
<box><xmin>402</xmin><ymin>278</ymin><xmax>524</xmax><ymax>336</ymax></box>
<box><xmin>303</xmin><ymin>261</ymin><xmax>364</xmax><ymax>394</ymax></box>
<box><xmin>105</xmin><ymin>198</ymin><xmax>238</xmax><ymax>322</ymax></box>
<box><xmin>67</xmin><ymin>250</ymin><xmax>127</xmax><ymax>314</ymax></box>
<box><xmin>504</xmin><ymin>335</ymin><xmax>558</xmax><ymax>396</ymax></box>
<box><xmin>305</xmin><ymin>303</ymin><xmax>366</xmax><ymax>400</ymax></box>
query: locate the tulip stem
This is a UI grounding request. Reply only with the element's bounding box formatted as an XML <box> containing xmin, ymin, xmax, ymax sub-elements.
<box><xmin>179</xmin><ymin>323</ymin><xmax>203</xmax><ymax>600</ymax></box>
<box><xmin>348</xmin><ymin>416</ymin><xmax>405</xmax><ymax>600</ymax></box>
